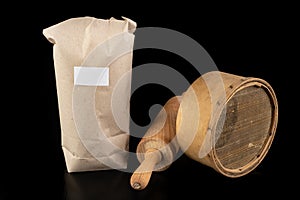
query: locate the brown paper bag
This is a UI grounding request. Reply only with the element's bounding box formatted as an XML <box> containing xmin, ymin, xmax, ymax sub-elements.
<box><xmin>43</xmin><ymin>17</ymin><xmax>136</xmax><ymax>172</ymax></box>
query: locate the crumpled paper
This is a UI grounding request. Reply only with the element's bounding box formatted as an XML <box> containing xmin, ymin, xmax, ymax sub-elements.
<box><xmin>43</xmin><ymin>16</ymin><xmax>136</xmax><ymax>172</ymax></box>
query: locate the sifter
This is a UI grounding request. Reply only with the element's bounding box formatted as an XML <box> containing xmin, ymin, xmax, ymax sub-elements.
<box><xmin>131</xmin><ymin>71</ymin><xmax>278</xmax><ymax>189</ymax></box>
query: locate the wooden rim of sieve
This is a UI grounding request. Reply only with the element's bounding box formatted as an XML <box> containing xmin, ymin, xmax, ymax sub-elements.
<box><xmin>211</xmin><ymin>78</ymin><xmax>278</xmax><ymax>177</ymax></box>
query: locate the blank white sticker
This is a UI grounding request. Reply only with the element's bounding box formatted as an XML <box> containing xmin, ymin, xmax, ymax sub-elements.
<box><xmin>74</xmin><ymin>66</ymin><xmax>109</xmax><ymax>86</ymax></box>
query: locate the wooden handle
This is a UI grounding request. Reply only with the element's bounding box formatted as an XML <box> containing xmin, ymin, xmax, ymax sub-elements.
<box><xmin>130</xmin><ymin>149</ymin><xmax>162</xmax><ymax>190</ymax></box>
<box><xmin>130</xmin><ymin>96</ymin><xmax>181</xmax><ymax>190</ymax></box>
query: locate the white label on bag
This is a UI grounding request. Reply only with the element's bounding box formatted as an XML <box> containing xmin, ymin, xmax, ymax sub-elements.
<box><xmin>74</xmin><ymin>66</ymin><xmax>109</xmax><ymax>86</ymax></box>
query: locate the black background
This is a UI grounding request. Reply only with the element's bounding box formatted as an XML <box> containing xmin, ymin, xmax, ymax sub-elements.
<box><xmin>2</xmin><ymin>3</ymin><xmax>298</xmax><ymax>200</ymax></box>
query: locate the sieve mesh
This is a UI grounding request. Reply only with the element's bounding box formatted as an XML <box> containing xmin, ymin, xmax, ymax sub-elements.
<box><xmin>215</xmin><ymin>86</ymin><xmax>272</xmax><ymax>169</ymax></box>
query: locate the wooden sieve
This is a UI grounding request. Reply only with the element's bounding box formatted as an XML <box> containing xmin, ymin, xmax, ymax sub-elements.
<box><xmin>176</xmin><ymin>71</ymin><xmax>278</xmax><ymax>177</ymax></box>
<box><xmin>131</xmin><ymin>71</ymin><xmax>278</xmax><ymax>190</ymax></box>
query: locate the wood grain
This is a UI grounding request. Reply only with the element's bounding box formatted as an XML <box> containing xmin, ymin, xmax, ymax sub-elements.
<box><xmin>176</xmin><ymin>71</ymin><xmax>278</xmax><ymax>177</ymax></box>
<box><xmin>130</xmin><ymin>96</ymin><xmax>181</xmax><ymax>190</ymax></box>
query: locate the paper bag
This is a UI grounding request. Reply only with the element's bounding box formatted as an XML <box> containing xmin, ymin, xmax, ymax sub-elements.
<box><xmin>43</xmin><ymin>17</ymin><xmax>136</xmax><ymax>172</ymax></box>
